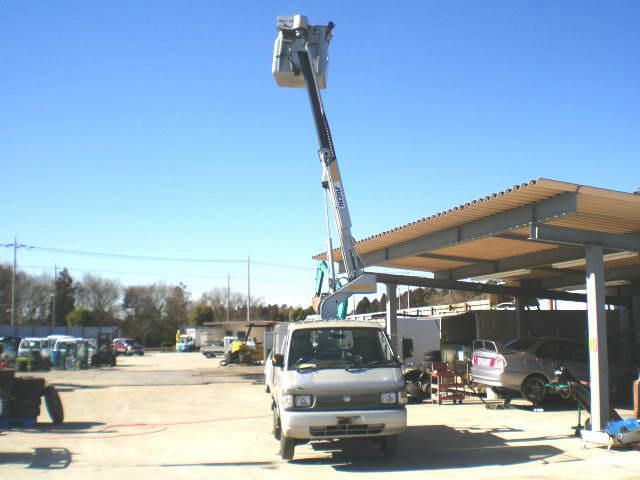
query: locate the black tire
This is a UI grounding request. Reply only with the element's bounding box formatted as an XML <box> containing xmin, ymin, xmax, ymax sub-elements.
<box><xmin>520</xmin><ymin>375</ymin><xmax>548</xmax><ymax>406</ymax></box>
<box><xmin>138</xmin><ymin>352</ymin><xmax>144</xmax><ymax>356</ymax></box>
<box><xmin>272</xmin><ymin>408</ymin><xmax>281</xmax><ymax>440</ymax></box>
<box><xmin>44</xmin><ymin>385</ymin><xmax>64</xmax><ymax>425</ymax></box>
<box><xmin>381</xmin><ymin>435</ymin><xmax>399</xmax><ymax>458</ymax></box>
<box><xmin>280</xmin><ymin>435</ymin><xmax>295</xmax><ymax>461</ymax></box>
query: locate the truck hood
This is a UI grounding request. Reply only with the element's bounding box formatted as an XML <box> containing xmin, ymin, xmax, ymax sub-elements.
<box><xmin>283</xmin><ymin>367</ymin><xmax>403</xmax><ymax>393</ymax></box>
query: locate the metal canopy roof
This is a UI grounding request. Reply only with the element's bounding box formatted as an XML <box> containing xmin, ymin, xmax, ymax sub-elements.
<box><xmin>315</xmin><ymin>178</ymin><xmax>640</xmax><ymax>289</ymax></box>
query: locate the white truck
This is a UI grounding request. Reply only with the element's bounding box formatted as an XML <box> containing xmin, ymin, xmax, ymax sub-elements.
<box><xmin>267</xmin><ymin>320</ymin><xmax>407</xmax><ymax>460</ymax></box>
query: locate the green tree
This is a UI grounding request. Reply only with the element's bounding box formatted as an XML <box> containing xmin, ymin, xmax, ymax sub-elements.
<box><xmin>189</xmin><ymin>303</ymin><xmax>214</xmax><ymax>326</ymax></box>
<box><xmin>66</xmin><ymin>307</ymin><xmax>95</xmax><ymax>326</ymax></box>
<box><xmin>54</xmin><ymin>268</ymin><xmax>75</xmax><ymax>324</ymax></box>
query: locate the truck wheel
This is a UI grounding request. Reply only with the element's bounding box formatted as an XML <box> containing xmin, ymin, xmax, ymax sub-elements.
<box><xmin>521</xmin><ymin>374</ymin><xmax>548</xmax><ymax>406</ymax></box>
<box><xmin>44</xmin><ymin>386</ymin><xmax>64</xmax><ymax>425</ymax></box>
<box><xmin>272</xmin><ymin>408</ymin><xmax>281</xmax><ymax>440</ymax></box>
<box><xmin>381</xmin><ymin>435</ymin><xmax>399</xmax><ymax>458</ymax></box>
<box><xmin>280</xmin><ymin>435</ymin><xmax>295</xmax><ymax>460</ymax></box>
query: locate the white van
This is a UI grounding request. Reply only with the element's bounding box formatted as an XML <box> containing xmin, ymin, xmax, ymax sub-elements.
<box><xmin>17</xmin><ymin>337</ymin><xmax>48</xmax><ymax>361</ymax></box>
<box><xmin>269</xmin><ymin>320</ymin><xmax>407</xmax><ymax>460</ymax></box>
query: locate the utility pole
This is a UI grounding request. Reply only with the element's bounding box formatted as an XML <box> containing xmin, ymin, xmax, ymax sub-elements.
<box><xmin>52</xmin><ymin>264</ymin><xmax>57</xmax><ymax>327</ymax></box>
<box><xmin>11</xmin><ymin>237</ymin><xmax>17</xmax><ymax>327</ymax></box>
<box><xmin>226</xmin><ymin>273</ymin><xmax>230</xmax><ymax>323</ymax></box>
<box><xmin>246</xmin><ymin>256</ymin><xmax>251</xmax><ymax>323</ymax></box>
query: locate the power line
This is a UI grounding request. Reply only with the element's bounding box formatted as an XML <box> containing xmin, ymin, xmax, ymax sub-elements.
<box><xmin>0</xmin><ymin>241</ymin><xmax>312</xmax><ymax>271</ymax></box>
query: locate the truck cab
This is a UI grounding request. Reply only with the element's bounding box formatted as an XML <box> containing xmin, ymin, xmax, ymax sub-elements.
<box><xmin>269</xmin><ymin>320</ymin><xmax>407</xmax><ymax>460</ymax></box>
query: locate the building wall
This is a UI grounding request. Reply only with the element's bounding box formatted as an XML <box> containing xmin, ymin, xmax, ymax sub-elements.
<box><xmin>0</xmin><ymin>324</ymin><xmax>119</xmax><ymax>339</ymax></box>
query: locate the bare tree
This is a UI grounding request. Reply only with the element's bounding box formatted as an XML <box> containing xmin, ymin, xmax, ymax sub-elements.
<box><xmin>76</xmin><ymin>274</ymin><xmax>121</xmax><ymax>325</ymax></box>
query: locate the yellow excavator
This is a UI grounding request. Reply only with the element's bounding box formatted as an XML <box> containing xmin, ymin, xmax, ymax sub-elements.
<box><xmin>219</xmin><ymin>323</ymin><xmax>265</xmax><ymax>366</ymax></box>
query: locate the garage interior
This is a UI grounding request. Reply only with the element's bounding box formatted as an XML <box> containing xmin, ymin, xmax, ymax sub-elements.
<box><xmin>317</xmin><ymin>178</ymin><xmax>640</xmax><ymax>437</ymax></box>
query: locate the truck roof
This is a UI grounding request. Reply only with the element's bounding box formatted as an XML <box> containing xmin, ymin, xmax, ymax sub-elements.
<box><xmin>288</xmin><ymin>320</ymin><xmax>384</xmax><ymax>332</ymax></box>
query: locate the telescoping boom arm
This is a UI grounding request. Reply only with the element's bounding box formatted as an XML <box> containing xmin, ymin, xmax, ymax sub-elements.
<box><xmin>273</xmin><ymin>15</ymin><xmax>377</xmax><ymax>319</ymax></box>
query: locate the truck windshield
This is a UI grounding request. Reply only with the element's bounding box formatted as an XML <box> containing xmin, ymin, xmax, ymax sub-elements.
<box><xmin>287</xmin><ymin>328</ymin><xmax>396</xmax><ymax>370</ymax></box>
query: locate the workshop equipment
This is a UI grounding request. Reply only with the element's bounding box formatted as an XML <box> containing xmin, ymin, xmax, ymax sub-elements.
<box><xmin>91</xmin><ymin>333</ymin><xmax>117</xmax><ymax>367</ymax></box>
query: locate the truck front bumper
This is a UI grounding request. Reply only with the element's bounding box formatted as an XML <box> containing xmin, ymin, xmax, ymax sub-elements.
<box><xmin>281</xmin><ymin>408</ymin><xmax>406</xmax><ymax>440</ymax></box>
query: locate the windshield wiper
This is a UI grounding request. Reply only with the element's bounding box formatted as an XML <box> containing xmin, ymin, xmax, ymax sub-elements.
<box><xmin>346</xmin><ymin>359</ymin><xmax>393</xmax><ymax>370</ymax></box>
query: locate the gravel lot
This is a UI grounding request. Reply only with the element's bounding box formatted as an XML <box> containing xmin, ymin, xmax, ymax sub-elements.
<box><xmin>1</xmin><ymin>352</ymin><xmax>639</xmax><ymax>479</ymax></box>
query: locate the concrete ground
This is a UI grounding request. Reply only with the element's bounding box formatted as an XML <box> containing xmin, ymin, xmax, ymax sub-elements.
<box><xmin>1</xmin><ymin>352</ymin><xmax>639</xmax><ymax>479</ymax></box>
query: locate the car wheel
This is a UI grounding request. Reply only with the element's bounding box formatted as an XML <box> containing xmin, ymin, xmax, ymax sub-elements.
<box><xmin>380</xmin><ymin>435</ymin><xmax>399</xmax><ymax>458</ymax></box>
<box><xmin>272</xmin><ymin>408</ymin><xmax>281</xmax><ymax>440</ymax></box>
<box><xmin>280</xmin><ymin>435</ymin><xmax>295</xmax><ymax>460</ymax></box>
<box><xmin>521</xmin><ymin>375</ymin><xmax>548</xmax><ymax>405</ymax></box>
<box><xmin>44</xmin><ymin>386</ymin><xmax>64</xmax><ymax>425</ymax></box>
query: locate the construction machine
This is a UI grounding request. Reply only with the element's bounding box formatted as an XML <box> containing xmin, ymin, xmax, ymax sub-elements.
<box><xmin>273</xmin><ymin>15</ymin><xmax>377</xmax><ymax>319</ymax></box>
<box><xmin>220</xmin><ymin>323</ymin><xmax>266</xmax><ymax>366</ymax></box>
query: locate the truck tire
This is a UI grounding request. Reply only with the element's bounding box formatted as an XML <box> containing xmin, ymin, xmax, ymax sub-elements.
<box><xmin>520</xmin><ymin>374</ymin><xmax>548</xmax><ymax>406</ymax></box>
<box><xmin>280</xmin><ymin>435</ymin><xmax>295</xmax><ymax>461</ymax></box>
<box><xmin>381</xmin><ymin>435</ymin><xmax>399</xmax><ymax>458</ymax></box>
<box><xmin>44</xmin><ymin>386</ymin><xmax>64</xmax><ymax>424</ymax></box>
<box><xmin>272</xmin><ymin>408</ymin><xmax>281</xmax><ymax>440</ymax></box>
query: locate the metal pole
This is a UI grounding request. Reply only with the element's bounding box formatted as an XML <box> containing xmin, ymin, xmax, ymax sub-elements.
<box><xmin>11</xmin><ymin>237</ymin><xmax>17</xmax><ymax>327</ymax></box>
<box><xmin>585</xmin><ymin>244</ymin><xmax>609</xmax><ymax>432</ymax></box>
<box><xmin>385</xmin><ymin>283</ymin><xmax>399</xmax><ymax>358</ymax></box>
<box><xmin>226</xmin><ymin>273</ymin><xmax>230</xmax><ymax>323</ymax></box>
<box><xmin>247</xmin><ymin>256</ymin><xmax>251</xmax><ymax>323</ymax></box>
<box><xmin>52</xmin><ymin>264</ymin><xmax>57</xmax><ymax>327</ymax></box>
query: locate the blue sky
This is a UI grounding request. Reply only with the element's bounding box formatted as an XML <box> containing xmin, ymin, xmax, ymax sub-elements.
<box><xmin>1</xmin><ymin>1</ymin><xmax>638</xmax><ymax>306</ymax></box>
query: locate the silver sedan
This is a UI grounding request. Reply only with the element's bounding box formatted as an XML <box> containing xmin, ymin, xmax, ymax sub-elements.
<box><xmin>471</xmin><ymin>337</ymin><xmax>589</xmax><ymax>405</ymax></box>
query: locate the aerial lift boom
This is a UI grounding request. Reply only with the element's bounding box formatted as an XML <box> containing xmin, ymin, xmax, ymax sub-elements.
<box><xmin>273</xmin><ymin>15</ymin><xmax>377</xmax><ymax>319</ymax></box>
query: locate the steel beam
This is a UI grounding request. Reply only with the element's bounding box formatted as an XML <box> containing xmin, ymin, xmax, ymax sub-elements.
<box><xmin>375</xmin><ymin>272</ymin><xmax>629</xmax><ymax>306</ymax></box>
<box><xmin>531</xmin><ymin>224</ymin><xmax>640</xmax><ymax>252</ymax></box>
<box><xmin>385</xmin><ymin>283</ymin><xmax>399</xmax><ymax>358</ymax></box>
<box><xmin>585</xmin><ymin>245</ymin><xmax>609</xmax><ymax>432</ymax></box>
<box><xmin>435</xmin><ymin>245</ymin><xmax>585</xmax><ymax>280</ymax></box>
<box><xmin>417</xmin><ymin>252</ymin><xmax>497</xmax><ymax>265</ymax></box>
<box><xmin>540</xmin><ymin>264</ymin><xmax>640</xmax><ymax>290</ymax></box>
<box><xmin>360</xmin><ymin>192</ymin><xmax>578</xmax><ymax>267</ymax></box>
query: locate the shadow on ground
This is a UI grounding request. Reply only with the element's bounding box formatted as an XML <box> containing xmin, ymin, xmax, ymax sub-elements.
<box><xmin>292</xmin><ymin>424</ymin><xmax>566</xmax><ymax>472</ymax></box>
<box><xmin>36</xmin><ymin>421</ymin><xmax>106</xmax><ymax>432</ymax></box>
<box><xmin>0</xmin><ymin>447</ymin><xmax>72</xmax><ymax>469</ymax></box>
<box><xmin>51</xmin><ymin>383</ymin><xmax>108</xmax><ymax>393</ymax></box>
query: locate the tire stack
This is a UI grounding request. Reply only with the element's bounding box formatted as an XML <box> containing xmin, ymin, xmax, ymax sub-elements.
<box><xmin>9</xmin><ymin>377</ymin><xmax>45</xmax><ymax>420</ymax></box>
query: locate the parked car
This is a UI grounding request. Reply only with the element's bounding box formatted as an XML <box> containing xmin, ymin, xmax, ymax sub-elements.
<box><xmin>471</xmin><ymin>337</ymin><xmax>632</xmax><ymax>405</ymax></box>
<box><xmin>0</xmin><ymin>336</ymin><xmax>20</xmax><ymax>363</ymax></box>
<box><xmin>17</xmin><ymin>337</ymin><xmax>50</xmax><ymax>364</ymax></box>
<box><xmin>201</xmin><ymin>341</ymin><xmax>224</xmax><ymax>358</ymax></box>
<box><xmin>113</xmin><ymin>338</ymin><xmax>145</xmax><ymax>356</ymax></box>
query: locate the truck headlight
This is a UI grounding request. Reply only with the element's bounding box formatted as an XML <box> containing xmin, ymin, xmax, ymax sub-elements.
<box><xmin>294</xmin><ymin>395</ymin><xmax>313</xmax><ymax>408</ymax></box>
<box><xmin>282</xmin><ymin>394</ymin><xmax>314</xmax><ymax>409</ymax></box>
<box><xmin>380</xmin><ymin>392</ymin><xmax>397</xmax><ymax>404</ymax></box>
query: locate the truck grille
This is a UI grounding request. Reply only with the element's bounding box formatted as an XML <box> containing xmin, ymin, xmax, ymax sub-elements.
<box><xmin>313</xmin><ymin>392</ymin><xmax>383</xmax><ymax>411</ymax></box>
<box><xmin>309</xmin><ymin>424</ymin><xmax>385</xmax><ymax>437</ymax></box>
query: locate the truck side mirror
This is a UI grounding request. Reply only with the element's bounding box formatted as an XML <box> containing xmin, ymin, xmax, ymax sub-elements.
<box><xmin>272</xmin><ymin>354</ymin><xmax>284</xmax><ymax>368</ymax></box>
<box><xmin>402</xmin><ymin>338</ymin><xmax>414</xmax><ymax>359</ymax></box>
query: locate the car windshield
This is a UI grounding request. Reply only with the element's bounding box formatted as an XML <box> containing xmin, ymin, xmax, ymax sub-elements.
<box><xmin>287</xmin><ymin>327</ymin><xmax>396</xmax><ymax>370</ymax></box>
<box><xmin>20</xmin><ymin>340</ymin><xmax>40</xmax><ymax>349</ymax></box>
